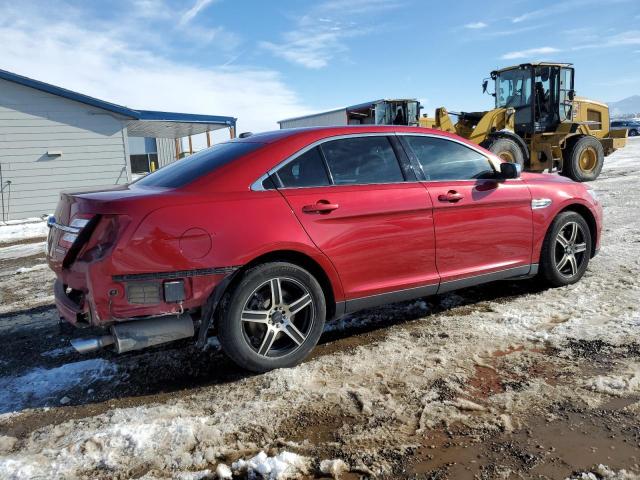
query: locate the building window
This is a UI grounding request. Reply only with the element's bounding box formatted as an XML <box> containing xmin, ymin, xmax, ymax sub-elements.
<box><xmin>130</xmin><ymin>154</ymin><xmax>159</xmax><ymax>174</ymax></box>
<box><xmin>129</xmin><ymin>137</ymin><xmax>159</xmax><ymax>174</ymax></box>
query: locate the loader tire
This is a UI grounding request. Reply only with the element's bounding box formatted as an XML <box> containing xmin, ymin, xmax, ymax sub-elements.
<box><xmin>483</xmin><ymin>137</ymin><xmax>525</xmax><ymax>167</ymax></box>
<box><xmin>562</xmin><ymin>135</ymin><xmax>604</xmax><ymax>182</ymax></box>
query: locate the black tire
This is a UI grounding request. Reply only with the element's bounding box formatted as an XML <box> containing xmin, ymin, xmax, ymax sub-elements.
<box><xmin>217</xmin><ymin>262</ymin><xmax>326</xmax><ymax>372</ymax></box>
<box><xmin>539</xmin><ymin>211</ymin><xmax>592</xmax><ymax>287</ymax></box>
<box><xmin>482</xmin><ymin>137</ymin><xmax>525</xmax><ymax>167</ymax></box>
<box><xmin>629</xmin><ymin>129</ymin><xmax>638</xmax><ymax>137</ymax></box>
<box><xmin>562</xmin><ymin>136</ymin><xmax>604</xmax><ymax>182</ymax></box>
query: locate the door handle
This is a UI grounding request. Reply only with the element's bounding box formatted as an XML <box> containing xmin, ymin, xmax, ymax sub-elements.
<box><xmin>302</xmin><ymin>201</ymin><xmax>339</xmax><ymax>214</ymax></box>
<box><xmin>438</xmin><ymin>190</ymin><xmax>464</xmax><ymax>203</ymax></box>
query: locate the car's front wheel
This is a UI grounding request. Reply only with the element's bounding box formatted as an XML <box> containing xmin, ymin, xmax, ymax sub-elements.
<box><xmin>217</xmin><ymin>262</ymin><xmax>326</xmax><ymax>372</ymax></box>
<box><xmin>539</xmin><ymin>212</ymin><xmax>592</xmax><ymax>287</ymax></box>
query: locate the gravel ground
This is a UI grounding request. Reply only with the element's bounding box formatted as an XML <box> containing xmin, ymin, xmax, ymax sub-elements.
<box><xmin>0</xmin><ymin>139</ymin><xmax>639</xmax><ymax>479</ymax></box>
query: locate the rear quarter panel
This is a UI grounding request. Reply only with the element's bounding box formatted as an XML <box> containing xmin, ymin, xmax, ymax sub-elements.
<box><xmin>116</xmin><ymin>189</ymin><xmax>345</xmax><ymax>306</ymax></box>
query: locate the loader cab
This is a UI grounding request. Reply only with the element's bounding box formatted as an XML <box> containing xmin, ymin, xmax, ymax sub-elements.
<box><xmin>344</xmin><ymin>99</ymin><xmax>421</xmax><ymax>126</ymax></box>
<box><xmin>492</xmin><ymin>63</ymin><xmax>575</xmax><ymax>135</ymax></box>
<box><xmin>373</xmin><ymin>100</ymin><xmax>420</xmax><ymax>126</ymax></box>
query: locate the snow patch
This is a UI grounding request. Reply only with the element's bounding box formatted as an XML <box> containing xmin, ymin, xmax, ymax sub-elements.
<box><xmin>585</xmin><ymin>364</ymin><xmax>640</xmax><ymax>396</ymax></box>
<box><xmin>40</xmin><ymin>346</ymin><xmax>75</xmax><ymax>358</ymax></box>
<box><xmin>0</xmin><ymin>242</ymin><xmax>46</xmax><ymax>260</ymax></box>
<box><xmin>0</xmin><ymin>219</ymin><xmax>48</xmax><ymax>245</ymax></box>
<box><xmin>14</xmin><ymin>264</ymin><xmax>48</xmax><ymax>275</ymax></box>
<box><xmin>567</xmin><ymin>463</ymin><xmax>640</xmax><ymax>479</ymax></box>
<box><xmin>232</xmin><ymin>451</ymin><xmax>309</xmax><ymax>480</ymax></box>
<box><xmin>0</xmin><ymin>359</ymin><xmax>117</xmax><ymax>413</ymax></box>
<box><xmin>215</xmin><ymin>463</ymin><xmax>233</xmax><ymax>479</ymax></box>
<box><xmin>319</xmin><ymin>458</ymin><xmax>350</xmax><ymax>478</ymax></box>
<box><xmin>0</xmin><ymin>436</ymin><xmax>17</xmax><ymax>453</ymax></box>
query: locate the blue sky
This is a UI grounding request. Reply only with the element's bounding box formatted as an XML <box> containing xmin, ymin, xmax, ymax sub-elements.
<box><xmin>1</xmin><ymin>0</ymin><xmax>639</xmax><ymax>140</ymax></box>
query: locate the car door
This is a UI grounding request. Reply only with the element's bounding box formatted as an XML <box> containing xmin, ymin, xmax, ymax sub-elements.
<box><xmin>271</xmin><ymin>134</ymin><xmax>438</xmax><ymax>308</ymax></box>
<box><xmin>399</xmin><ymin>134</ymin><xmax>533</xmax><ymax>290</ymax></box>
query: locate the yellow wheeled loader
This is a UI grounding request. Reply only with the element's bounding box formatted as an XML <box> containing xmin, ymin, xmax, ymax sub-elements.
<box><xmin>420</xmin><ymin>63</ymin><xmax>627</xmax><ymax>181</ymax></box>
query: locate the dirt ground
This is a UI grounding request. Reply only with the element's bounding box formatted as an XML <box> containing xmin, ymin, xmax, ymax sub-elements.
<box><xmin>0</xmin><ymin>139</ymin><xmax>639</xmax><ymax>480</ymax></box>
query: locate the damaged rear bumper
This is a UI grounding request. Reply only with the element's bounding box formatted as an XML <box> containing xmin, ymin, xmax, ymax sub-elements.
<box><xmin>54</xmin><ymin>279</ymin><xmax>90</xmax><ymax>325</ymax></box>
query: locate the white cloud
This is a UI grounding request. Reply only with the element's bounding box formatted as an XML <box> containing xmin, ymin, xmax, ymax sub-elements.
<box><xmin>513</xmin><ymin>0</ymin><xmax>634</xmax><ymax>23</ymax></box>
<box><xmin>0</xmin><ymin>3</ymin><xmax>308</xmax><ymax>134</ymax></box>
<box><xmin>179</xmin><ymin>0</ymin><xmax>217</xmax><ymax>26</ymax></box>
<box><xmin>464</xmin><ymin>22</ymin><xmax>487</xmax><ymax>29</ymax></box>
<box><xmin>132</xmin><ymin>0</ymin><xmax>171</xmax><ymax>20</ymax></box>
<box><xmin>482</xmin><ymin>23</ymin><xmax>547</xmax><ymax>37</ymax></box>
<box><xmin>501</xmin><ymin>46</ymin><xmax>561</xmax><ymax>60</ymax></box>
<box><xmin>605</xmin><ymin>30</ymin><xmax>640</xmax><ymax>46</ymax></box>
<box><xmin>572</xmin><ymin>30</ymin><xmax>640</xmax><ymax>51</ymax></box>
<box><xmin>262</xmin><ymin>0</ymin><xmax>402</xmax><ymax>69</ymax></box>
<box><xmin>261</xmin><ymin>17</ymin><xmax>361</xmax><ymax>69</ymax></box>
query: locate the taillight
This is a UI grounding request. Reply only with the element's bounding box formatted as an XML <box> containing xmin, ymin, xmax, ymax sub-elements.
<box><xmin>75</xmin><ymin>215</ymin><xmax>130</xmax><ymax>264</ymax></box>
<box><xmin>58</xmin><ymin>214</ymin><xmax>94</xmax><ymax>248</ymax></box>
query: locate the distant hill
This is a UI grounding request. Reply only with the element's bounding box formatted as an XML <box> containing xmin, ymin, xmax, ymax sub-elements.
<box><xmin>608</xmin><ymin>95</ymin><xmax>640</xmax><ymax>118</ymax></box>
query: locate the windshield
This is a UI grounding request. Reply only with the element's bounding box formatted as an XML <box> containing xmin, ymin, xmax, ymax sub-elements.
<box><xmin>496</xmin><ymin>69</ymin><xmax>532</xmax><ymax>109</ymax></box>
<box><xmin>135</xmin><ymin>141</ymin><xmax>263</xmax><ymax>188</ymax></box>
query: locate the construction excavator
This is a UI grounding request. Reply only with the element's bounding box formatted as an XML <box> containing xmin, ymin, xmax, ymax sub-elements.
<box><xmin>420</xmin><ymin>62</ymin><xmax>627</xmax><ymax>181</ymax></box>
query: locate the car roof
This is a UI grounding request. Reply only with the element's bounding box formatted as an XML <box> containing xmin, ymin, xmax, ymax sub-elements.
<box><xmin>233</xmin><ymin>125</ymin><xmax>456</xmax><ymax>145</ymax></box>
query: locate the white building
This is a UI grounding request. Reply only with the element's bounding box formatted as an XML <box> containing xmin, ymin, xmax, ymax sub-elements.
<box><xmin>0</xmin><ymin>69</ymin><xmax>236</xmax><ymax>221</ymax></box>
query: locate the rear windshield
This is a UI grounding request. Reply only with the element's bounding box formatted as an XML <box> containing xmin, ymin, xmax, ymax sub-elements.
<box><xmin>135</xmin><ymin>142</ymin><xmax>263</xmax><ymax>188</ymax></box>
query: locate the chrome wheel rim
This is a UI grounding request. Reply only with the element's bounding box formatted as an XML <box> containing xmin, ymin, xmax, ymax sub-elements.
<box><xmin>554</xmin><ymin>222</ymin><xmax>587</xmax><ymax>278</ymax></box>
<box><xmin>241</xmin><ymin>277</ymin><xmax>314</xmax><ymax>358</ymax></box>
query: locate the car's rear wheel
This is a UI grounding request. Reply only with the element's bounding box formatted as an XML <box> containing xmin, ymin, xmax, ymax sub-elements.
<box><xmin>539</xmin><ymin>211</ymin><xmax>592</xmax><ymax>287</ymax></box>
<box><xmin>217</xmin><ymin>262</ymin><xmax>326</xmax><ymax>372</ymax></box>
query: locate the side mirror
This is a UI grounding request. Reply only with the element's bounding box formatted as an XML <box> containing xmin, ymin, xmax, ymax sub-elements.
<box><xmin>500</xmin><ymin>162</ymin><xmax>521</xmax><ymax>179</ymax></box>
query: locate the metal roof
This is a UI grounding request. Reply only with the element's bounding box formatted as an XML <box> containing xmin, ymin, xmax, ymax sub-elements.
<box><xmin>492</xmin><ymin>62</ymin><xmax>574</xmax><ymax>75</ymax></box>
<box><xmin>0</xmin><ymin>68</ymin><xmax>236</xmax><ymax>138</ymax></box>
<box><xmin>278</xmin><ymin>98</ymin><xmax>421</xmax><ymax>124</ymax></box>
<box><xmin>278</xmin><ymin>99</ymin><xmax>386</xmax><ymax>124</ymax></box>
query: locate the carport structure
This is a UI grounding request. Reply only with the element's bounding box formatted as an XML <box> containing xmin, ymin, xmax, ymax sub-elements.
<box><xmin>0</xmin><ymin>68</ymin><xmax>237</xmax><ymax>220</ymax></box>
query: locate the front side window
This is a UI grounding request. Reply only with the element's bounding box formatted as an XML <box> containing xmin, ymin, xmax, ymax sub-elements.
<box><xmin>404</xmin><ymin>136</ymin><xmax>494</xmax><ymax>181</ymax></box>
<box><xmin>320</xmin><ymin>136</ymin><xmax>404</xmax><ymax>185</ymax></box>
<box><xmin>275</xmin><ymin>147</ymin><xmax>330</xmax><ymax>188</ymax></box>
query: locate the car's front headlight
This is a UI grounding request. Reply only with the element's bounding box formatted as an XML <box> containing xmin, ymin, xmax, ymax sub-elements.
<box><xmin>586</xmin><ymin>188</ymin><xmax>599</xmax><ymax>203</ymax></box>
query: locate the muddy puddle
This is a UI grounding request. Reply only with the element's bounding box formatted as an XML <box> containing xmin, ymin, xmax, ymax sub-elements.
<box><xmin>408</xmin><ymin>399</ymin><xmax>640</xmax><ymax>479</ymax></box>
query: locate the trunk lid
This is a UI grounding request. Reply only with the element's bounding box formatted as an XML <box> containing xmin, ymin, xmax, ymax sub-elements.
<box><xmin>46</xmin><ymin>184</ymin><xmax>165</xmax><ymax>272</ymax></box>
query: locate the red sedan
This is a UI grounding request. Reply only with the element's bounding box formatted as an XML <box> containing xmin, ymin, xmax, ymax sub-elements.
<box><xmin>47</xmin><ymin>126</ymin><xmax>602</xmax><ymax>372</ymax></box>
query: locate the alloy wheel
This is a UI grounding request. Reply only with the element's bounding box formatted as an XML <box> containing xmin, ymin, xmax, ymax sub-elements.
<box><xmin>240</xmin><ymin>277</ymin><xmax>314</xmax><ymax>358</ymax></box>
<box><xmin>554</xmin><ymin>221</ymin><xmax>588</xmax><ymax>278</ymax></box>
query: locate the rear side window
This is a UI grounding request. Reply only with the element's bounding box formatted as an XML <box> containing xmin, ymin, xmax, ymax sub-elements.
<box><xmin>404</xmin><ymin>136</ymin><xmax>494</xmax><ymax>181</ymax></box>
<box><xmin>136</xmin><ymin>142</ymin><xmax>263</xmax><ymax>188</ymax></box>
<box><xmin>320</xmin><ymin>136</ymin><xmax>404</xmax><ymax>185</ymax></box>
<box><xmin>275</xmin><ymin>147</ymin><xmax>330</xmax><ymax>188</ymax></box>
